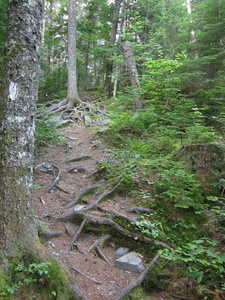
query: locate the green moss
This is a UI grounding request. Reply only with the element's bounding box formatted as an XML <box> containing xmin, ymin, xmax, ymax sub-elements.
<box><xmin>42</xmin><ymin>258</ymin><xmax>75</xmax><ymax>300</ymax></box>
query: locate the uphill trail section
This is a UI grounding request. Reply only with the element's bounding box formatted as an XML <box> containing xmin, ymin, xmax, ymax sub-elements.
<box><xmin>33</xmin><ymin>122</ymin><xmax>143</xmax><ymax>300</ymax></box>
<box><xmin>32</xmin><ymin>120</ymin><xmax>196</xmax><ymax>300</ymax></box>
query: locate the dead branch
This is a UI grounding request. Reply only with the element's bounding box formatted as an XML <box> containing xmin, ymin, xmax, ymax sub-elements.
<box><xmin>70</xmin><ymin>266</ymin><xmax>102</xmax><ymax>285</ymax></box>
<box><xmin>68</xmin><ymin>219</ymin><xmax>86</xmax><ymax>251</ymax></box>
<box><xmin>113</xmin><ymin>252</ymin><xmax>161</xmax><ymax>300</ymax></box>
<box><xmin>45</xmin><ymin>165</ymin><xmax>61</xmax><ymax>193</ymax></box>
<box><xmin>125</xmin><ymin>207</ymin><xmax>154</xmax><ymax>214</ymax></box>
<box><xmin>64</xmin><ymin>185</ymin><xmax>102</xmax><ymax>209</ymax></box>
<box><xmin>65</xmin><ymin>155</ymin><xmax>91</xmax><ymax>163</ymax></box>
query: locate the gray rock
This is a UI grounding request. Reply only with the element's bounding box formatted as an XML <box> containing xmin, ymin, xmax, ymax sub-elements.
<box><xmin>115</xmin><ymin>247</ymin><xmax>129</xmax><ymax>256</ymax></box>
<box><xmin>84</xmin><ymin>115</ymin><xmax>92</xmax><ymax>126</ymax></box>
<box><xmin>73</xmin><ymin>205</ymin><xmax>85</xmax><ymax>211</ymax></box>
<box><xmin>83</xmin><ymin>235</ymin><xmax>93</xmax><ymax>243</ymax></box>
<box><xmin>115</xmin><ymin>252</ymin><xmax>144</xmax><ymax>273</ymax></box>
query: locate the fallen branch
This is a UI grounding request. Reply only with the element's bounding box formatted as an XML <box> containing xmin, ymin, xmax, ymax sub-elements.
<box><xmin>113</xmin><ymin>252</ymin><xmax>161</xmax><ymax>300</ymax></box>
<box><xmin>64</xmin><ymin>185</ymin><xmax>102</xmax><ymax>209</ymax></box>
<box><xmin>70</xmin><ymin>266</ymin><xmax>102</xmax><ymax>285</ymax></box>
<box><xmin>45</xmin><ymin>165</ymin><xmax>61</xmax><ymax>193</ymax></box>
<box><xmin>65</xmin><ymin>155</ymin><xmax>91</xmax><ymax>163</ymax></box>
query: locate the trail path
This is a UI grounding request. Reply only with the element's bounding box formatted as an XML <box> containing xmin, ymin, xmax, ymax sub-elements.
<box><xmin>33</xmin><ymin>122</ymin><xmax>143</xmax><ymax>299</ymax></box>
<box><xmin>32</xmin><ymin>120</ymin><xmax>199</xmax><ymax>300</ymax></box>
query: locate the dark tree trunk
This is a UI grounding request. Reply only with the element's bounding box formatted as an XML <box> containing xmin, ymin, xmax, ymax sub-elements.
<box><xmin>0</xmin><ymin>0</ymin><xmax>44</xmax><ymax>257</ymax></box>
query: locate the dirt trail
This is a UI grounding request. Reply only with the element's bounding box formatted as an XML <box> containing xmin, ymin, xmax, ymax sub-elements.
<box><xmin>33</xmin><ymin>122</ymin><xmax>143</xmax><ymax>300</ymax></box>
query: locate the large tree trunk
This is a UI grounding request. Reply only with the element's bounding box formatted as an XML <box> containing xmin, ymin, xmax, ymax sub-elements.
<box><xmin>67</xmin><ymin>0</ymin><xmax>81</xmax><ymax>106</ymax></box>
<box><xmin>0</xmin><ymin>0</ymin><xmax>44</xmax><ymax>257</ymax></box>
<box><xmin>123</xmin><ymin>41</ymin><xmax>142</xmax><ymax>110</ymax></box>
<box><xmin>103</xmin><ymin>0</ymin><xmax>122</xmax><ymax>98</ymax></box>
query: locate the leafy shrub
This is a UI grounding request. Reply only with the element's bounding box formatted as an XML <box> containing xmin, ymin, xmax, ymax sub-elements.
<box><xmin>161</xmin><ymin>238</ymin><xmax>225</xmax><ymax>285</ymax></box>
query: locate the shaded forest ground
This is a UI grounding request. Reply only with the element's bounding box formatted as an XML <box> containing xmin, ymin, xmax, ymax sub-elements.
<box><xmin>10</xmin><ymin>97</ymin><xmax>225</xmax><ymax>299</ymax></box>
<box><xmin>28</xmin><ymin>121</ymin><xmax>201</xmax><ymax>300</ymax></box>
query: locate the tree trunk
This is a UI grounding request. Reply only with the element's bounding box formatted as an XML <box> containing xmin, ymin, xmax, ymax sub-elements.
<box><xmin>67</xmin><ymin>0</ymin><xmax>81</xmax><ymax>106</ymax></box>
<box><xmin>123</xmin><ymin>41</ymin><xmax>142</xmax><ymax>110</ymax></box>
<box><xmin>103</xmin><ymin>0</ymin><xmax>122</xmax><ymax>98</ymax></box>
<box><xmin>0</xmin><ymin>0</ymin><xmax>44</xmax><ymax>257</ymax></box>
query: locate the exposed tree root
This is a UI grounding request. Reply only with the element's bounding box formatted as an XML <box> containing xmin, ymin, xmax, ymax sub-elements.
<box><xmin>58</xmin><ymin>211</ymin><xmax>172</xmax><ymax>249</ymax></box>
<box><xmin>65</xmin><ymin>155</ymin><xmax>92</xmax><ymax>163</ymax></box>
<box><xmin>64</xmin><ymin>185</ymin><xmax>103</xmax><ymax>209</ymax></box>
<box><xmin>88</xmin><ymin>235</ymin><xmax>111</xmax><ymax>252</ymax></box>
<box><xmin>45</xmin><ymin>164</ymin><xmax>61</xmax><ymax>193</ymax></box>
<box><xmin>38</xmin><ymin>225</ymin><xmax>64</xmax><ymax>241</ymax></box>
<box><xmin>67</xmin><ymin>165</ymin><xmax>89</xmax><ymax>173</ymax></box>
<box><xmin>113</xmin><ymin>252</ymin><xmax>161</xmax><ymax>300</ymax></box>
<box><xmin>68</xmin><ymin>219</ymin><xmax>86</xmax><ymax>252</ymax></box>
<box><xmin>125</xmin><ymin>207</ymin><xmax>155</xmax><ymax>214</ymax></box>
<box><xmin>70</xmin><ymin>266</ymin><xmax>102</xmax><ymax>285</ymax></box>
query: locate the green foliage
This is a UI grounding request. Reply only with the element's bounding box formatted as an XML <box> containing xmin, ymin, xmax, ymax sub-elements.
<box><xmin>133</xmin><ymin>219</ymin><xmax>162</xmax><ymax>238</ymax></box>
<box><xmin>5</xmin><ymin>261</ymin><xmax>51</xmax><ymax>295</ymax></box>
<box><xmin>35</xmin><ymin>115</ymin><xmax>65</xmax><ymax>151</ymax></box>
<box><xmin>153</xmin><ymin>162</ymin><xmax>202</xmax><ymax>209</ymax></box>
<box><xmin>161</xmin><ymin>238</ymin><xmax>225</xmax><ymax>285</ymax></box>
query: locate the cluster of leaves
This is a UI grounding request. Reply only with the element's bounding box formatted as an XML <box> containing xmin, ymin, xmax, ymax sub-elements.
<box><xmin>161</xmin><ymin>239</ymin><xmax>225</xmax><ymax>287</ymax></box>
<box><xmin>35</xmin><ymin>114</ymin><xmax>65</xmax><ymax>152</ymax></box>
<box><xmin>1</xmin><ymin>261</ymin><xmax>56</xmax><ymax>299</ymax></box>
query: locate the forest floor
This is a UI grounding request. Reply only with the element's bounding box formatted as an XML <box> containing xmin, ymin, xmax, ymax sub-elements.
<box><xmin>30</xmin><ymin>121</ymin><xmax>197</xmax><ymax>300</ymax></box>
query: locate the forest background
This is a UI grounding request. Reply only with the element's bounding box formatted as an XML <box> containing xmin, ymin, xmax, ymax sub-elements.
<box><xmin>0</xmin><ymin>0</ymin><xmax>225</xmax><ymax>298</ymax></box>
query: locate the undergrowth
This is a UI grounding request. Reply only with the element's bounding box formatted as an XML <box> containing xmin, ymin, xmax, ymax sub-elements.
<box><xmin>99</xmin><ymin>53</ymin><xmax>225</xmax><ymax>295</ymax></box>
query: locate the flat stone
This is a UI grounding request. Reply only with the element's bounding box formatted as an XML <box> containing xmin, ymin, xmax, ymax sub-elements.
<box><xmin>73</xmin><ymin>205</ymin><xmax>85</xmax><ymax>211</ymax></box>
<box><xmin>83</xmin><ymin>235</ymin><xmax>93</xmax><ymax>243</ymax></box>
<box><xmin>115</xmin><ymin>252</ymin><xmax>144</xmax><ymax>273</ymax></box>
<box><xmin>115</xmin><ymin>247</ymin><xmax>129</xmax><ymax>256</ymax></box>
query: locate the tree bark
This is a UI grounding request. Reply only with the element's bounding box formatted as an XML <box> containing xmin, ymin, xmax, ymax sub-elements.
<box><xmin>0</xmin><ymin>0</ymin><xmax>44</xmax><ymax>257</ymax></box>
<box><xmin>123</xmin><ymin>41</ymin><xmax>142</xmax><ymax>110</ymax></box>
<box><xmin>104</xmin><ymin>0</ymin><xmax>122</xmax><ymax>98</ymax></box>
<box><xmin>67</xmin><ymin>0</ymin><xmax>81</xmax><ymax>106</ymax></box>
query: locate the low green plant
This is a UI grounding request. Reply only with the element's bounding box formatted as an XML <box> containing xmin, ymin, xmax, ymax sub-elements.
<box><xmin>161</xmin><ymin>238</ymin><xmax>225</xmax><ymax>285</ymax></box>
<box><xmin>35</xmin><ymin>116</ymin><xmax>64</xmax><ymax>151</ymax></box>
<box><xmin>133</xmin><ymin>219</ymin><xmax>161</xmax><ymax>238</ymax></box>
<box><xmin>5</xmin><ymin>261</ymin><xmax>51</xmax><ymax>295</ymax></box>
